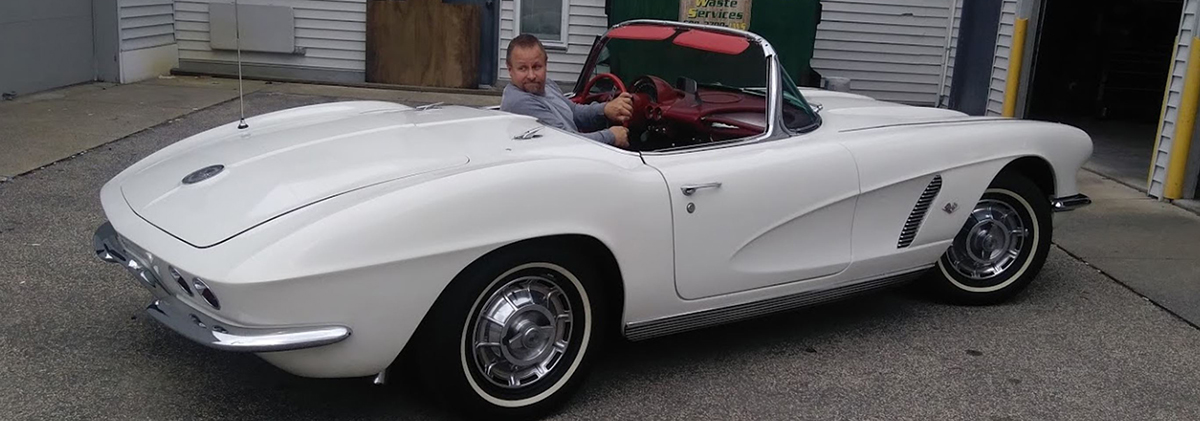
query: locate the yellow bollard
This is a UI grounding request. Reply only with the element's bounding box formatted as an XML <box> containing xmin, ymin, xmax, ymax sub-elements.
<box><xmin>1002</xmin><ymin>18</ymin><xmax>1029</xmax><ymax>118</ymax></box>
<box><xmin>1165</xmin><ymin>37</ymin><xmax>1200</xmax><ymax>199</ymax></box>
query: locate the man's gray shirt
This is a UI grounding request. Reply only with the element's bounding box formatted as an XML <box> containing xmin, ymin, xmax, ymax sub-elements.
<box><xmin>500</xmin><ymin>82</ymin><xmax>616</xmax><ymax>145</ymax></box>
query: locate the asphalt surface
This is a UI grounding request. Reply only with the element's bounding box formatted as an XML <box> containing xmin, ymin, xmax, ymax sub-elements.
<box><xmin>3</xmin><ymin>92</ymin><xmax>1200</xmax><ymax>420</ymax></box>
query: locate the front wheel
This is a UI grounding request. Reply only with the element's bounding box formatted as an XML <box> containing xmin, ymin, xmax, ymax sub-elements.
<box><xmin>927</xmin><ymin>172</ymin><xmax>1052</xmax><ymax>305</ymax></box>
<box><xmin>410</xmin><ymin>245</ymin><xmax>607</xmax><ymax>419</ymax></box>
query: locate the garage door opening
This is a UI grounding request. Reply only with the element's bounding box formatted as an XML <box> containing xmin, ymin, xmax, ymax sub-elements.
<box><xmin>1025</xmin><ymin>0</ymin><xmax>1183</xmax><ymax>188</ymax></box>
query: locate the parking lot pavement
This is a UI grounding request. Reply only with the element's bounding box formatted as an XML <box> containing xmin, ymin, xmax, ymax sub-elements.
<box><xmin>2</xmin><ymin>92</ymin><xmax>1199</xmax><ymax>420</ymax></box>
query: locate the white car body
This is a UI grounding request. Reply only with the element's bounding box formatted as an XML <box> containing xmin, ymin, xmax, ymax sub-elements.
<box><xmin>92</xmin><ymin>21</ymin><xmax>1092</xmax><ymax>384</ymax></box>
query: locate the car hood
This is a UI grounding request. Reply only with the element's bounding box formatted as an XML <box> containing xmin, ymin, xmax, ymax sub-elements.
<box><xmin>120</xmin><ymin>102</ymin><xmax>527</xmax><ymax>247</ymax></box>
<box><xmin>800</xmin><ymin>89</ymin><xmax>996</xmax><ymax>132</ymax></box>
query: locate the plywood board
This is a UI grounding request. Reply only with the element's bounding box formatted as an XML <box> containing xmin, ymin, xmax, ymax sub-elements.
<box><xmin>367</xmin><ymin>0</ymin><xmax>481</xmax><ymax>88</ymax></box>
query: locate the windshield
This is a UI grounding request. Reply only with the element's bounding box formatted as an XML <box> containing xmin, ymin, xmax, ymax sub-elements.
<box><xmin>578</xmin><ymin>28</ymin><xmax>818</xmax><ymax>131</ymax></box>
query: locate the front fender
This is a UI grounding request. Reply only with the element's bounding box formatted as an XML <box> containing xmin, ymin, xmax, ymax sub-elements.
<box><xmin>217</xmin><ymin>156</ymin><xmax>673</xmax><ymax>377</ymax></box>
<box><xmin>837</xmin><ymin>119</ymin><xmax>1093</xmax><ymax>267</ymax></box>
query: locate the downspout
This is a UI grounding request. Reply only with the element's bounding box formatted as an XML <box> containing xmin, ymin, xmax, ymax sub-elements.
<box><xmin>937</xmin><ymin>0</ymin><xmax>959</xmax><ymax>108</ymax></box>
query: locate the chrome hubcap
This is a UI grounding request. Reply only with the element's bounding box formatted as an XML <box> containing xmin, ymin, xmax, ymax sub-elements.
<box><xmin>471</xmin><ymin>274</ymin><xmax>572</xmax><ymax>389</ymax></box>
<box><xmin>946</xmin><ymin>198</ymin><xmax>1028</xmax><ymax>281</ymax></box>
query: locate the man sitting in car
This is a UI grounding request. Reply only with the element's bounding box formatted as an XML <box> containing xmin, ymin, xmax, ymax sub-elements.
<box><xmin>500</xmin><ymin>34</ymin><xmax>634</xmax><ymax>149</ymax></box>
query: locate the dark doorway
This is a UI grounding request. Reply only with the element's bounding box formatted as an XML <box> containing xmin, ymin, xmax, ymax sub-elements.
<box><xmin>1025</xmin><ymin>0</ymin><xmax>1183</xmax><ymax>188</ymax></box>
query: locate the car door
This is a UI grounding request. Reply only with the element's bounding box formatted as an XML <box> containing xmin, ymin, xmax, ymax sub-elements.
<box><xmin>641</xmin><ymin>136</ymin><xmax>860</xmax><ymax>300</ymax></box>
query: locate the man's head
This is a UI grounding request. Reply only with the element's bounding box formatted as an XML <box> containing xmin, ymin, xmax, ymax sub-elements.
<box><xmin>506</xmin><ymin>34</ymin><xmax>548</xmax><ymax>95</ymax></box>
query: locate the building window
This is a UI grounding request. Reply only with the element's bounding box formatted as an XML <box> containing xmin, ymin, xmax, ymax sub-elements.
<box><xmin>516</xmin><ymin>0</ymin><xmax>569</xmax><ymax>48</ymax></box>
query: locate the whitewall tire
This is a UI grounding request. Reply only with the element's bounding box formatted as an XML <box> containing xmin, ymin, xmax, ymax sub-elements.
<box><xmin>927</xmin><ymin>172</ymin><xmax>1052</xmax><ymax>305</ymax></box>
<box><xmin>408</xmin><ymin>244</ymin><xmax>608</xmax><ymax>419</ymax></box>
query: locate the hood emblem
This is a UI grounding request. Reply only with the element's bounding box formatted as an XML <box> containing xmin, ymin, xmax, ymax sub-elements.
<box><xmin>182</xmin><ymin>165</ymin><xmax>225</xmax><ymax>185</ymax></box>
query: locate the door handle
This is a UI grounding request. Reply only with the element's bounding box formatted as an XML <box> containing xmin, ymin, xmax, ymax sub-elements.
<box><xmin>681</xmin><ymin>182</ymin><xmax>722</xmax><ymax>196</ymax></box>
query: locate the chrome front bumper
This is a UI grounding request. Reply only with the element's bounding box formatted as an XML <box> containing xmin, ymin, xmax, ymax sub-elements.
<box><xmin>145</xmin><ymin>297</ymin><xmax>351</xmax><ymax>352</ymax></box>
<box><xmin>1051</xmin><ymin>194</ymin><xmax>1092</xmax><ymax>212</ymax></box>
<box><xmin>93</xmin><ymin>221</ymin><xmax>351</xmax><ymax>352</ymax></box>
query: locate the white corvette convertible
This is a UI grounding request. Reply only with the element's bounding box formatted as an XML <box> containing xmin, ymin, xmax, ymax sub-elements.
<box><xmin>92</xmin><ymin>20</ymin><xmax>1092</xmax><ymax>419</ymax></box>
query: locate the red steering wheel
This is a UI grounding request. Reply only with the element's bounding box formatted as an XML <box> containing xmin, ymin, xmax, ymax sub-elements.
<box><xmin>574</xmin><ymin>72</ymin><xmax>627</xmax><ymax>105</ymax></box>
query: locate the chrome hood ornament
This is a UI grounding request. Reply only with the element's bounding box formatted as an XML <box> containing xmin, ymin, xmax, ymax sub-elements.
<box><xmin>182</xmin><ymin>165</ymin><xmax>225</xmax><ymax>185</ymax></box>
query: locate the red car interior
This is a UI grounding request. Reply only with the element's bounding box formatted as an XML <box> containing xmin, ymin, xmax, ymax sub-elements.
<box><xmin>571</xmin><ymin>25</ymin><xmax>771</xmax><ymax>150</ymax></box>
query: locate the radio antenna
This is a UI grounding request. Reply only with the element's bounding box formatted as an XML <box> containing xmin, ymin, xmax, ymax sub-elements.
<box><xmin>235</xmin><ymin>0</ymin><xmax>248</xmax><ymax>129</ymax></box>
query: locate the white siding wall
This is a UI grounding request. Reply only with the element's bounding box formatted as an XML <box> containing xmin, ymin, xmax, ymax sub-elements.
<box><xmin>121</xmin><ymin>0</ymin><xmax>175</xmax><ymax>51</ymax></box>
<box><xmin>1151</xmin><ymin>0</ymin><xmax>1198</xmax><ymax>197</ymax></box>
<box><xmin>985</xmin><ymin>0</ymin><xmax>1017</xmax><ymax>116</ymax></box>
<box><xmin>812</xmin><ymin>0</ymin><xmax>958</xmax><ymax>106</ymax></box>
<box><xmin>175</xmin><ymin>0</ymin><xmax>366</xmax><ymax>73</ymax></box>
<box><xmin>499</xmin><ymin>0</ymin><xmax>607</xmax><ymax>86</ymax></box>
<box><xmin>118</xmin><ymin>0</ymin><xmax>178</xmax><ymax>83</ymax></box>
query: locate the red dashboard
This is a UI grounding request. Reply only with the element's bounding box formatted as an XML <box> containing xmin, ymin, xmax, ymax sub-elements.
<box><xmin>576</xmin><ymin>73</ymin><xmax>769</xmax><ymax>149</ymax></box>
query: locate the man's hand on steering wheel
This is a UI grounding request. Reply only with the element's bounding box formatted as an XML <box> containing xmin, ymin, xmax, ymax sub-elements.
<box><xmin>604</xmin><ymin>92</ymin><xmax>634</xmax><ymax>124</ymax></box>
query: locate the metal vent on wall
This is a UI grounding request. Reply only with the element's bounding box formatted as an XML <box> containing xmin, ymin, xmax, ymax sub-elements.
<box><xmin>209</xmin><ymin>4</ymin><xmax>301</xmax><ymax>55</ymax></box>
<box><xmin>898</xmin><ymin>175</ymin><xmax>942</xmax><ymax>248</ymax></box>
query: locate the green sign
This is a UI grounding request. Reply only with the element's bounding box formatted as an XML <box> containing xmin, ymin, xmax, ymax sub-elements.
<box><xmin>679</xmin><ymin>0</ymin><xmax>753</xmax><ymax>30</ymax></box>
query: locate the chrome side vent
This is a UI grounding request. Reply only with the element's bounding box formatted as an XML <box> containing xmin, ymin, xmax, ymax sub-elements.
<box><xmin>898</xmin><ymin>175</ymin><xmax>943</xmax><ymax>248</ymax></box>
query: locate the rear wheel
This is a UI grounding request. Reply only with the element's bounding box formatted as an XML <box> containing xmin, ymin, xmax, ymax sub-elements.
<box><xmin>411</xmin><ymin>245</ymin><xmax>607</xmax><ymax>419</ymax></box>
<box><xmin>927</xmin><ymin>172</ymin><xmax>1052</xmax><ymax>305</ymax></box>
